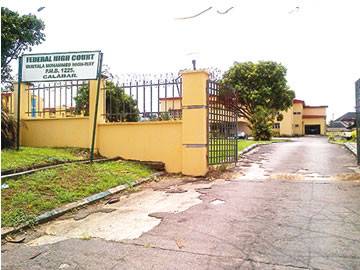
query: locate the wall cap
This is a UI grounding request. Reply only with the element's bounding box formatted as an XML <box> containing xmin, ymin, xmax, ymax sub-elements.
<box><xmin>22</xmin><ymin>117</ymin><xmax>89</xmax><ymax>121</ymax></box>
<box><xmin>98</xmin><ymin>120</ymin><xmax>182</xmax><ymax>126</ymax></box>
<box><xmin>179</xmin><ymin>69</ymin><xmax>209</xmax><ymax>76</ymax></box>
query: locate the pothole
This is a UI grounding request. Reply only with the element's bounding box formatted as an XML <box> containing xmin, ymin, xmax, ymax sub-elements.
<box><xmin>269</xmin><ymin>174</ymin><xmax>305</xmax><ymax>181</ymax></box>
<box><xmin>210</xmin><ymin>199</ymin><xmax>225</xmax><ymax>205</ymax></box>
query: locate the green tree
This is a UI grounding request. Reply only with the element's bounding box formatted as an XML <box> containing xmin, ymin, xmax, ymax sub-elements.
<box><xmin>1</xmin><ymin>7</ymin><xmax>45</xmax><ymax>86</ymax></box>
<box><xmin>221</xmin><ymin>61</ymin><xmax>295</xmax><ymax>140</ymax></box>
<box><xmin>74</xmin><ymin>81</ymin><xmax>140</xmax><ymax>122</ymax></box>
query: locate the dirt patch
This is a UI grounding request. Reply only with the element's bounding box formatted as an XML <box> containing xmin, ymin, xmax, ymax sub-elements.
<box><xmin>334</xmin><ymin>173</ymin><xmax>360</xmax><ymax>181</ymax></box>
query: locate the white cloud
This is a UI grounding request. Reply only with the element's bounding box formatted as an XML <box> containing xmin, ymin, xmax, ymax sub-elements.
<box><xmin>2</xmin><ymin>0</ymin><xmax>360</xmax><ymax>119</ymax></box>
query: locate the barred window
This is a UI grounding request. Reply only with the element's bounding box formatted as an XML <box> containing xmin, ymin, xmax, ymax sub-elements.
<box><xmin>273</xmin><ymin>123</ymin><xmax>280</xmax><ymax>129</ymax></box>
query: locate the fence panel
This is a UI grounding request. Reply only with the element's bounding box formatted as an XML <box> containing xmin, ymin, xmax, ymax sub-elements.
<box><xmin>102</xmin><ymin>76</ymin><xmax>182</xmax><ymax>122</ymax></box>
<box><xmin>207</xmin><ymin>80</ymin><xmax>238</xmax><ymax>165</ymax></box>
<box><xmin>24</xmin><ymin>80</ymin><xmax>89</xmax><ymax>118</ymax></box>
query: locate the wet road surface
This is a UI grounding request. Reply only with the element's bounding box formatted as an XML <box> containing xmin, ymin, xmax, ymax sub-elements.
<box><xmin>2</xmin><ymin>137</ymin><xmax>360</xmax><ymax>269</ymax></box>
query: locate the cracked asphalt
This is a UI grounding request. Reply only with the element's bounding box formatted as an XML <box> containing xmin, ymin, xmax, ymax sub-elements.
<box><xmin>2</xmin><ymin>137</ymin><xmax>360</xmax><ymax>269</ymax></box>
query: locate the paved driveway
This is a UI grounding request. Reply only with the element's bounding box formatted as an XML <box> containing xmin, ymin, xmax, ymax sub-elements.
<box><xmin>2</xmin><ymin>137</ymin><xmax>360</xmax><ymax>269</ymax></box>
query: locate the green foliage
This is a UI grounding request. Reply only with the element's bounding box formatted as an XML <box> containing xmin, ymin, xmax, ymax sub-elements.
<box><xmin>327</xmin><ymin>133</ymin><xmax>335</xmax><ymax>142</ymax></box>
<box><xmin>1</xmin><ymin>106</ymin><xmax>16</xmax><ymax>149</ymax></box>
<box><xmin>1</xmin><ymin>161</ymin><xmax>154</xmax><ymax>227</ymax></box>
<box><xmin>74</xmin><ymin>81</ymin><xmax>140</xmax><ymax>122</ymax></box>
<box><xmin>351</xmin><ymin>130</ymin><xmax>357</xmax><ymax>141</ymax></box>
<box><xmin>1</xmin><ymin>208</ymin><xmax>37</xmax><ymax>228</ymax></box>
<box><xmin>74</xmin><ymin>85</ymin><xmax>89</xmax><ymax>116</ymax></box>
<box><xmin>159</xmin><ymin>112</ymin><xmax>171</xmax><ymax>121</ymax></box>
<box><xmin>250</xmin><ymin>106</ymin><xmax>273</xmax><ymax>141</ymax></box>
<box><xmin>1</xmin><ymin>7</ymin><xmax>45</xmax><ymax>86</ymax></box>
<box><xmin>105</xmin><ymin>81</ymin><xmax>140</xmax><ymax>122</ymax></box>
<box><xmin>222</xmin><ymin>61</ymin><xmax>295</xmax><ymax>139</ymax></box>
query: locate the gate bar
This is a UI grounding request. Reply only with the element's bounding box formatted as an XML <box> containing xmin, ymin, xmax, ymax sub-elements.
<box><xmin>90</xmin><ymin>52</ymin><xmax>103</xmax><ymax>162</ymax></box>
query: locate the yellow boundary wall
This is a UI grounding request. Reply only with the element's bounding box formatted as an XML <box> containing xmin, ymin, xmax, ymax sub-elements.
<box><xmin>21</xmin><ymin>118</ymin><xmax>90</xmax><ymax>148</ymax></box>
<box><xmin>97</xmin><ymin>121</ymin><xmax>182</xmax><ymax>173</ymax></box>
<box><xmin>17</xmin><ymin>70</ymin><xmax>209</xmax><ymax>176</ymax></box>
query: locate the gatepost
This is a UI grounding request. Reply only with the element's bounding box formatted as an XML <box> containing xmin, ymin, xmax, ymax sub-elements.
<box><xmin>180</xmin><ymin>70</ymin><xmax>209</xmax><ymax>176</ymax></box>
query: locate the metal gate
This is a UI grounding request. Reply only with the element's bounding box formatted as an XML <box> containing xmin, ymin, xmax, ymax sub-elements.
<box><xmin>207</xmin><ymin>80</ymin><xmax>238</xmax><ymax>165</ymax></box>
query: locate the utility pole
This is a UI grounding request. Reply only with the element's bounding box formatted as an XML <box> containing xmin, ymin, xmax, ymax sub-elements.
<box><xmin>356</xmin><ymin>79</ymin><xmax>360</xmax><ymax>164</ymax></box>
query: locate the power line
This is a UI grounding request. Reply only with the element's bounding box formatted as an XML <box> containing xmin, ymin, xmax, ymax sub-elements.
<box><xmin>175</xmin><ymin>7</ymin><xmax>213</xmax><ymax>20</ymax></box>
<box><xmin>217</xmin><ymin>6</ymin><xmax>234</xmax><ymax>15</ymax></box>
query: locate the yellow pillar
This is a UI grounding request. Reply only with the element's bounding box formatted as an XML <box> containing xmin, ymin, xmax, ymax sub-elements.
<box><xmin>88</xmin><ymin>78</ymin><xmax>106</xmax><ymax>152</ymax></box>
<box><xmin>13</xmin><ymin>82</ymin><xmax>31</xmax><ymax>145</ymax></box>
<box><xmin>180</xmin><ymin>70</ymin><xmax>209</xmax><ymax>176</ymax></box>
<box><xmin>13</xmin><ymin>82</ymin><xmax>30</xmax><ymax>120</ymax></box>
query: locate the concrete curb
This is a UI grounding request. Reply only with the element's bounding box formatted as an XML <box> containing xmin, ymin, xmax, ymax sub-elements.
<box><xmin>344</xmin><ymin>142</ymin><xmax>357</xmax><ymax>156</ymax></box>
<box><xmin>1</xmin><ymin>171</ymin><xmax>164</xmax><ymax>238</ymax></box>
<box><xmin>238</xmin><ymin>143</ymin><xmax>260</xmax><ymax>156</ymax></box>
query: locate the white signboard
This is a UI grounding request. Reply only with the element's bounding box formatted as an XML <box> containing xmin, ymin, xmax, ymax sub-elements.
<box><xmin>21</xmin><ymin>51</ymin><xmax>101</xmax><ymax>82</ymax></box>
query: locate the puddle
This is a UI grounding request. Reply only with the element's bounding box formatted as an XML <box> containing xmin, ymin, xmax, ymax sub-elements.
<box><xmin>210</xmin><ymin>199</ymin><xmax>225</xmax><ymax>205</ymax></box>
<box><xmin>28</xmin><ymin>182</ymin><xmax>214</xmax><ymax>246</ymax></box>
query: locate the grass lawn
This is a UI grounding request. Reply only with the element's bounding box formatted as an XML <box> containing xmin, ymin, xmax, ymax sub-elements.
<box><xmin>1</xmin><ymin>160</ymin><xmax>154</xmax><ymax>227</ymax></box>
<box><xmin>1</xmin><ymin>147</ymin><xmax>89</xmax><ymax>172</ymax></box>
<box><xmin>328</xmin><ymin>138</ymin><xmax>354</xmax><ymax>144</ymax></box>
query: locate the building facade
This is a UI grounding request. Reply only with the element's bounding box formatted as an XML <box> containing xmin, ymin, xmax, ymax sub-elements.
<box><xmin>272</xmin><ymin>99</ymin><xmax>327</xmax><ymax>136</ymax></box>
<box><xmin>159</xmin><ymin>96</ymin><xmax>327</xmax><ymax>136</ymax></box>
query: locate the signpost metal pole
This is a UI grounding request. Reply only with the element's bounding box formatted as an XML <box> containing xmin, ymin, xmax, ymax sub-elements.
<box><xmin>16</xmin><ymin>57</ymin><xmax>23</xmax><ymax>150</ymax></box>
<box><xmin>356</xmin><ymin>79</ymin><xmax>360</xmax><ymax>164</ymax></box>
<box><xmin>90</xmin><ymin>52</ymin><xmax>103</xmax><ymax>162</ymax></box>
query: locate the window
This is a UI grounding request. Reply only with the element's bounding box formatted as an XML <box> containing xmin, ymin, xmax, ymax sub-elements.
<box><xmin>295</xmin><ymin>124</ymin><xmax>299</xmax><ymax>127</ymax></box>
<box><xmin>273</xmin><ymin>123</ymin><xmax>280</xmax><ymax>129</ymax></box>
<box><xmin>293</xmin><ymin>112</ymin><xmax>301</xmax><ymax>115</ymax></box>
<box><xmin>31</xmin><ymin>97</ymin><xmax>36</xmax><ymax>118</ymax></box>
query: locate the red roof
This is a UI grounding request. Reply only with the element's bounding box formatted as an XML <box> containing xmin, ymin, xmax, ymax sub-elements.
<box><xmin>293</xmin><ymin>99</ymin><xmax>305</xmax><ymax>105</ymax></box>
<box><xmin>293</xmin><ymin>99</ymin><xmax>328</xmax><ymax>108</ymax></box>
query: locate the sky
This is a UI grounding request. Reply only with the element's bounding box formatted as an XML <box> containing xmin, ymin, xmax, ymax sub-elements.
<box><xmin>2</xmin><ymin>0</ymin><xmax>360</xmax><ymax>121</ymax></box>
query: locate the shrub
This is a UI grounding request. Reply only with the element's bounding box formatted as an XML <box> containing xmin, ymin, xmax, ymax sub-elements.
<box><xmin>351</xmin><ymin>130</ymin><xmax>357</xmax><ymax>141</ymax></box>
<box><xmin>1</xmin><ymin>106</ymin><xmax>17</xmax><ymax>149</ymax></box>
<box><xmin>250</xmin><ymin>106</ymin><xmax>273</xmax><ymax>141</ymax></box>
